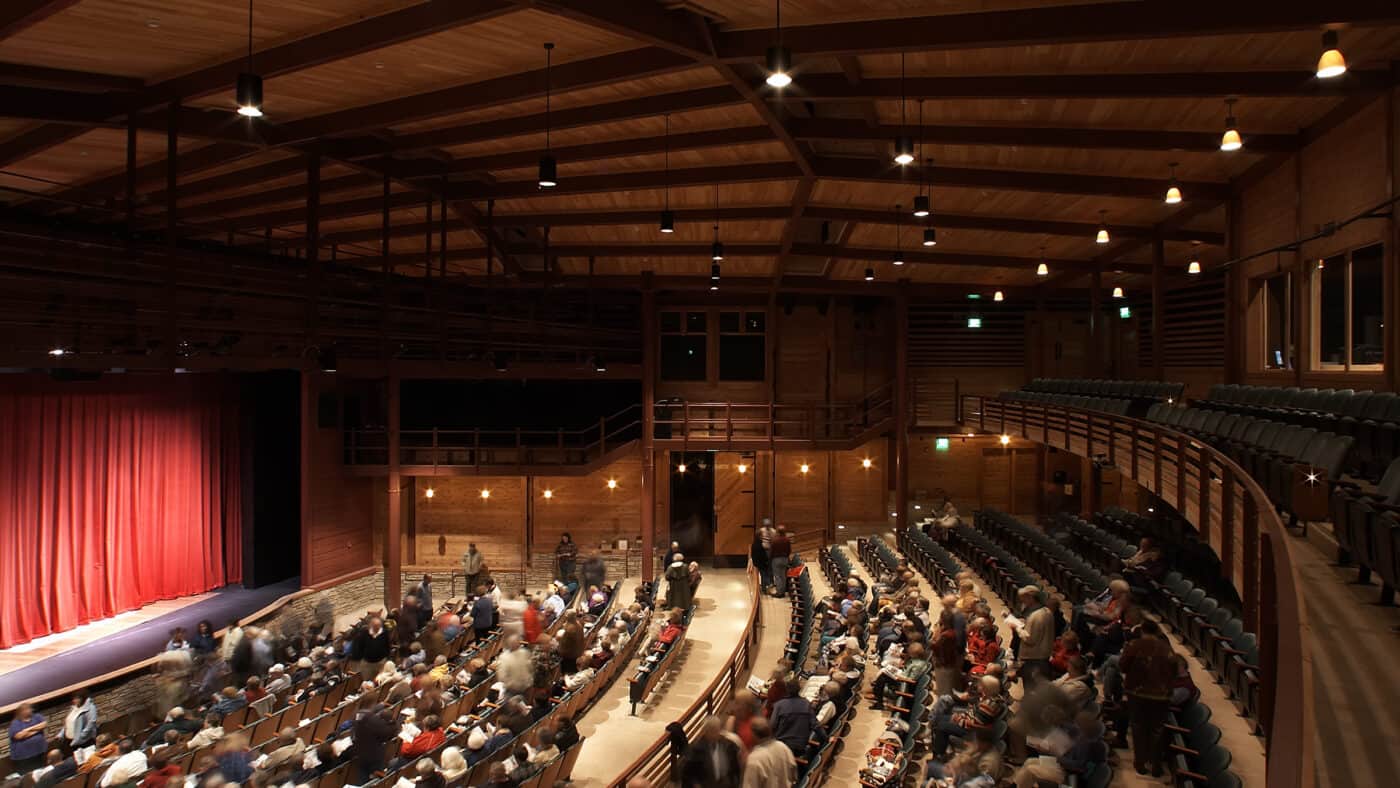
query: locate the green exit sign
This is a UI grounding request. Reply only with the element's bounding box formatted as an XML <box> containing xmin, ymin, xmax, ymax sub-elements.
<box><xmin>967</xmin><ymin>317</ymin><xmax>982</xmax><ymax>328</ymax></box>
<box><xmin>935</xmin><ymin>437</ymin><xmax>950</xmax><ymax>451</ymax></box>
<box><xmin>1119</xmin><ymin>305</ymin><xmax>1132</xmax><ymax>319</ymax></box>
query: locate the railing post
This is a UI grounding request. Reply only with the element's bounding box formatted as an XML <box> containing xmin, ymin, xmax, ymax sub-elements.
<box><xmin>1152</xmin><ymin>428</ymin><xmax>1163</xmax><ymax>494</ymax></box>
<box><xmin>727</xmin><ymin>402</ymin><xmax>733</xmax><ymax>441</ymax></box>
<box><xmin>1198</xmin><ymin>446</ymin><xmax>1212</xmax><ymax>547</ymax></box>
<box><xmin>1130</xmin><ymin>426</ymin><xmax>1139</xmax><ymax>478</ymax></box>
<box><xmin>1086</xmin><ymin>411</ymin><xmax>1095</xmax><ymax>457</ymax></box>
<box><xmin>1175</xmin><ymin>434</ymin><xmax>1187</xmax><ymax>513</ymax></box>
<box><xmin>1242</xmin><ymin>490</ymin><xmax>1260</xmax><ymax>632</ymax></box>
<box><xmin>1258</xmin><ymin>530</ymin><xmax>1278</xmax><ymax>742</ymax></box>
<box><xmin>473</xmin><ymin>427</ymin><xmax>480</xmax><ymax>472</ymax></box>
<box><xmin>1220</xmin><ymin>465</ymin><xmax>1236</xmax><ymax>589</ymax></box>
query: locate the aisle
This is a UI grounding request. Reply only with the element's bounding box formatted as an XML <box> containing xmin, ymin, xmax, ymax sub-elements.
<box><xmin>569</xmin><ymin>569</ymin><xmax>753</xmax><ymax>787</ymax></box>
<box><xmin>823</xmin><ymin>542</ymin><xmax>889</xmax><ymax>787</ymax></box>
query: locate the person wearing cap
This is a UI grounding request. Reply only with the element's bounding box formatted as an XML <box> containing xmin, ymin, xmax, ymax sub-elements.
<box><xmin>143</xmin><ymin>707</ymin><xmax>200</xmax><ymax>748</ymax></box>
<box><xmin>264</xmin><ymin>664</ymin><xmax>291</xmax><ymax>694</ymax></box>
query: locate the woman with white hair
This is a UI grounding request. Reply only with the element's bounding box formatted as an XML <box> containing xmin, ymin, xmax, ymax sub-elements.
<box><xmin>438</xmin><ymin>747</ymin><xmax>468</xmax><ymax>783</ymax></box>
<box><xmin>1071</xmin><ymin>577</ymin><xmax>1131</xmax><ymax>646</ymax></box>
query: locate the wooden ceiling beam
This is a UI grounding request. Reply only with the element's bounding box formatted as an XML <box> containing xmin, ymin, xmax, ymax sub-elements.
<box><xmin>0</xmin><ymin>0</ymin><xmax>79</xmax><ymax>41</ymax></box>
<box><xmin>813</xmin><ymin>156</ymin><xmax>1232</xmax><ymax>201</ymax></box>
<box><xmin>789</xmin><ymin>242</ymin><xmax>1143</xmax><ymax>274</ymax></box>
<box><xmin>525</xmin><ymin>0</ymin><xmax>713</xmax><ymax>60</ymax></box>
<box><xmin>774</xmin><ymin>70</ymin><xmax>1391</xmax><ymax>101</ymax></box>
<box><xmin>0</xmin><ymin>61</ymin><xmax>143</xmax><ymax>92</ymax></box>
<box><xmin>793</xmin><ymin>118</ymin><xmax>1301</xmax><ymax>154</ymax></box>
<box><xmin>802</xmin><ymin>205</ymin><xmax>1224</xmax><ymax>245</ymax></box>
<box><xmin>447</xmin><ymin>161</ymin><xmax>801</xmax><ymax>200</ymax></box>
<box><xmin>713</xmin><ymin>2</ymin><xmax>1400</xmax><ymax>59</ymax></box>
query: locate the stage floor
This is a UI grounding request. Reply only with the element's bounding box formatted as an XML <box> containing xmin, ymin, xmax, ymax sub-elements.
<box><xmin>0</xmin><ymin>579</ymin><xmax>299</xmax><ymax>711</ymax></box>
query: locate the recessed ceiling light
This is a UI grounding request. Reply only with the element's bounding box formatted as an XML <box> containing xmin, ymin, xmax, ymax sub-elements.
<box><xmin>374</xmin><ymin>62</ymin><xmax>385</xmax><ymax>70</ymax></box>
<box><xmin>145</xmin><ymin>18</ymin><xmax>161</xmax><ymax>29</ymax></box>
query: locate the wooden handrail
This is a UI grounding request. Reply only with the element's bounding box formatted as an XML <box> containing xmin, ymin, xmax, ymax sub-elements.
<box><xmin>609</xmin><ymin>564</ymin><xmax>762</xmax><ymax>788</ymax></box>
<box><xmin>960</xmin><ymin>395</ymin><xmax>1313</xmax><ymax>788</ymax></box>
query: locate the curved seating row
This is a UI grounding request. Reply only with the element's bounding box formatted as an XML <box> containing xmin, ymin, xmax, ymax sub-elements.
<box><xmin>1147</xmin><ymin>404</ymin><xmax>1353</xmax><ymax>529</ymax></box>
<box><xmin>786</xmin><ymin>566</ymin><xmax>817</xmax><ymax>671</ymax></box>
<box><xmin>1329</xmin><ymin>457</ymin><xmax>1400</xmax><ymax>604</ymax></box>
<box><xmin>792</xmin><ymin>559</ymin><xmax>852</xmax><ymax>788</ymax></box>
<box><xmin>898</xmin><ymin>526</ymin><xmax>962</xmax><ymax>593</ymax></box>
<box><xmin>972</xmin><ymin>509</ymin><xmax>1110</xmax><ymax>605</ymax></box>
<box><xmin>943</xmin><ymin>524</ymin><xmax>1038</xmax><ymax>605</ymax></box>
<box><xmin>1202</xmin><ymin>383</ymin><xmax>1399</xmax><ymax>480</ymax></box>
<box><xmin>1000</xmin><ymin>389</ymin><xmax>1132</xmax><ymax>416</ymax></box>
<box><xmin>1023</xmin><ymin>378</ymin><xmax>1184</xmax><ymax>402</ymax></box>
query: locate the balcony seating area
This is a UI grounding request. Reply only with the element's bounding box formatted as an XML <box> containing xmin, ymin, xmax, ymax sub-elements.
<box><xmin>969</xmin><ymin>509</ymin><xmax>1246</xmax><ymax>788</ymax></box>
<box><xmin>1200</xmin><ymin>383</ymin><xmax>1400</xmax><ymax>481</ymax></box>
<box><xmin>1002</xmin><ymin>378</ymin><xmax>1185</xmax><ymax>419</ymax></box>
<box><xmin>1147</xmin><ymin>403</ymin><xmax>1354</xmax><ymax>530</ymax></box>
<box><xmin>1329</xmin><ymin>457</ymin><xmax>1400</xmax><ymax>604</ymax></box>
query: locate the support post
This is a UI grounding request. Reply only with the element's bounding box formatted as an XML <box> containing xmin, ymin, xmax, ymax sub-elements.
<box><xmin>125</xmin><ymin>119</ymin><xmax>137</xmax><ymax>238</ymax></box>
<box><xmin>306</xmin><ymin>153</ymin><xmax>321</xmax><ymax>346</ymax></box>
<box><xmin>894</xmin><ymin>280</ymin><xmax>910</xmax><ymax>526</ymax></box>
<box><xmin>1089</xmin><ymin>266</ymin><xmax>1102</xmax><ymax>376</ymax></box>
<box><xmin>1151</xmin><ymin>235</ymin><xmax>1165</xmax><ymax>380</ymax></box>
<box><xmin>641</xmin><ymin>272</ymin><xmax>657</xmax><ymax>582</ymax></box>
<box><xmin>386</xmin><ymin>373</ymin><xmax>402</xmax><ymax>610</ymax></box>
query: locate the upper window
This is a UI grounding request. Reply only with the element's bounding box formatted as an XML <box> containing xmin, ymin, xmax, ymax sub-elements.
<box><xmin>660</xmin><ymin>311</ymin><xmax>707</xmax><ymax>381</ymax></box>
<box><xmin>718</xmin><ymin>311</ymin><xmax>766</xmax><ymax>381</ymax></box>
<box><xmin>1313</xmin><ymin>243</ymin><xmax>1384</xmax><ymax>371</ymax></box>
<box><xmin>1261</xmin><ymin>273</ymin><xmax>1292</xmax><ymax>370</ymax></box>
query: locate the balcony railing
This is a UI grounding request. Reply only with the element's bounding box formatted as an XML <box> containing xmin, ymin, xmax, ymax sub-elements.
<box><xmin>961</xmin><ymin>395</ymin><xmax>1312</xmax><ymax>788</ymax></box>
<box><xmin>344</xmin><ymin>383</ymin><xmax>897</xmax><ymax>470</ymax></box>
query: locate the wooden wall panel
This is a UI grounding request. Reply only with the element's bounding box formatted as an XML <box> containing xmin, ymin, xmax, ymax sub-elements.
<box><xmin>832</xmin><ymin>301</ymin><xmax>893</xmax><ymax>401</ymax></box>
<box><xmin>775</xmin><ymin>306</ymin><xmax>831</xmax><ymax>403</ymax></box>
<box><xmin>302</xmin><ymin>373</ymin><xmax>375</xmax><ymax>587</ymax></box>
<box><xmin>411</xmin><ymin>477</ymin><xmax>527</xmax><ymax>575</ymax></box>
<box><xmin>908</xmin><ymin>434</ymin><xmax>1040</xmax><ymax>515</ymax></box>
<box><xmin>773</xmin><ymin>452</ymin><xmax>829</xmax><ymax>541</ymax></box>
<box><xmin>832</xmin><ymin>439</ymin><xmax>890</xmax><ymax>530</ymax></box>
<box><xmin>533</xmin><ymin>455</ymin><xmax>643</xmax><ymax>551</ymax></box>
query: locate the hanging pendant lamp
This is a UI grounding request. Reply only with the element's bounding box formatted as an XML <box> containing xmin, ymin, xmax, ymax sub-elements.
<box><xmin>765</xmin><ymin>0</ymin><xmax>793</xmax><ymax>87</ymax></box>
<box><xmin>235</xmin><ymin>0</ymin><xmax>263</xmax><ymax>117</ymax></box>
<box><xmin>893</xmin><ymin>52</ymin><xmax>914</xmax><ymax>165</ymax></box>
<box><xmin>659</xmin><ymin>114</ymin><xmax>674</xmax><ymax>232</ymax></box>
<box><xmin>1220</xmin><ymin>98</ymin><xmax>1242</xmax><ymax>152</ymax></box>
<box><xmin>538</xmin><ymin>43</ymin><xmax>558</xmax><ymax>188</ymax></box>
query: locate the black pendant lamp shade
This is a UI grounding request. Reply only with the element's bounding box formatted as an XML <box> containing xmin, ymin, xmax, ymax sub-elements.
<box><xmin>538</xmin><ymin>42</ymin><xmax>557</xmax><ymax>188</ymax></box>
<box><xmin>537</xmin><ymin>154</ymin><xmax>558</xmax><ymax>188</ymax></box>
<box><xmin>912</xmin><ymin>194</ymin><xmax>929</xmax><ymax>217</ymax></box>
<box><xmin>236</xmin><ymin>72</ymin><xmax>263</xmax><ymax>117</ymax></box>
<box><xmin>660</xmin><ymin>209</ymin><xmax>675</xmax><ymax>233</ymax></box>
<box><xmin>923</xmin><ymin>227</ymin><xmax>937</xmax><ymax>247</ymax></box>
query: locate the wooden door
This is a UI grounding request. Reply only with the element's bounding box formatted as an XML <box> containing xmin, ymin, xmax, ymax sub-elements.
<box><xmin>714</xmin><ymin>451</ymin><xmax>757</xmax><ymax>558</ymax></box>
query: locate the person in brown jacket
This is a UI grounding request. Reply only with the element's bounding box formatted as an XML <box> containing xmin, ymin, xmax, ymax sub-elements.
<box><xmin>1118</xmin><ymin>620</ymin><xmax>1176</xmax><ymax>777</ymax></box>
<box><xmin>556</xmin><ymin>611</ymin><xmax>586</xmax><ymax>674</ymax></box>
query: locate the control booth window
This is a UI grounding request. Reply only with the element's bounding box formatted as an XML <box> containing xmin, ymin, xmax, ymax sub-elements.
<box><xmin>1313</xmin><ymin>243</ymin><xmax>1385</xmax><ymax>371</ymax></box>
<box><xmin>719</xmin><ymin>311</ymin><xmax>766</xmax><ymax>381</ymax></box>
<box><xmin>660</xmin><ymin>310</ymin><xmax>707</xmax><ymax>381</ymax></box>
<box><xmin>1261</xmin><ymin>273</ymin><xmax>1292</xmax><ymax>370</ymax></box>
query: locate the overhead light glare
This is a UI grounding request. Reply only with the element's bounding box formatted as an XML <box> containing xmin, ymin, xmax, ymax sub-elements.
<box><xmin>1220</xmin><ymin>98</ymin><xmax>1242</xmax><ymax>151</ymax></box>
<box><xmin>1316</xmin><ymin>30</ymin><xmax>1347</xmax><ymax>79</ymax></box>
<box><xmin>893</xmin><ymin>136</ymin><xmax>914</xmax><ymax>165</ymax></box>
<box><xmin>765</xmin><ymin>45</ymin><xmax>793</xmax><ymax>87</ymax></box>
<box><xmin>236</xmin><ymin>73</ymin><xmax>263</xmax><ymax>117</ymax></box>
<box><xmin>1036</xmin><ymin>261</ymin><xmax>1049</xmax><ymax>277</ymax></box>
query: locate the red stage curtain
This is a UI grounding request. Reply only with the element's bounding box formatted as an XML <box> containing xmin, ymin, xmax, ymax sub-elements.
<box><xmin>0</xmin><ymin>375</ymin><xmax>241</xmax><ymax>648</ymax></box>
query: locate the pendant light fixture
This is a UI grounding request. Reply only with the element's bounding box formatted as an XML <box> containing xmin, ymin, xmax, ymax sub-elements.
<box><xmin>765</xmin><ymin>0</ymin><xmax>793</xmax><ymax>88</ymax></box>
<box><xmin>1187</xmin><ymin>240</ymin><xmax>1202</xmax><ymax>274</ymax></box>
<box><xmin>993</xmin><ymin>290</ymin><xmax>1005</xmax><ymax>302</ymax></box>
<box><xmin>538</xmin><ymin>43</ymin><xmax>558</xmax><ymax>188</ymax></box>
<box><xmin>912</xmin><ymin>103</ymin><xmax>930</xmax><ymax>216</ymax></box>
<box><xmin>893</xmin><ymin>52</ymin><xmax>914</xmax><ymax>165</ymax></box>
<box><xmin>659</xmin><ymin>114</ymin><xmax>674</xmax><ymax>233</ymax></box>
<box><xmin>923</xmin><ymin>226</ymin><xmax>937</xmax><ymax>247</ymax></box>
<box><xmin>1220</xmin><ymin>98</ymin><xmax>1243</xmax><ymax>152</ymax></box>
<box><xmin>1316</xmin><ymin>30</ymin><xmax>1347</xmax><ymax>79</ymax></box>
<box><xmin>1095</xmin><ymin>211</ymin><xmax>1110</xmax><ymax>244</ymax></box>
<box><xmin>1112</xmin><ymin>286</ymin><xmax>1125</xmax><ymax>299</ymax></box>
<box><xmin>1036</xmin><ymin>247</ymin><xmax>1049</xmax><ymax>277</ymax></box>
<box><xmin>893</xmin><ymin>204</ymin><xmax>904</xmax><ymax>265</ymax></box>
<box><xmin>235</xmin><ymin>0</ymin><xmax>263</xmax><ymax>117</ymax></box>
<box><xmin>1164</xmin><ymin>162</ymin><xmax>1182</xmax><ymax>204</ymax></box>
<box><xmin>711</xmin><ymin>184</ymin><xmax>722</xmax><ymax>279</ymax></box>
<box><xmin>864</xmin><ymin>267</ymin><xmax>876</xmax><ymax>282</ymax></box>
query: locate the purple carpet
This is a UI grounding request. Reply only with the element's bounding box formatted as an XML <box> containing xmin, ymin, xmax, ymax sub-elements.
<box><xmin>0</xmin><ymin>579</ymin><xmax>299</xmax><ymax>711</ymax></box>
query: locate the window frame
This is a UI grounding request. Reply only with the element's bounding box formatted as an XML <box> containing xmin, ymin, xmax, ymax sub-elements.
<box><xmin>1309</xmin><ymin>242</ymin><xmax>1385</xmax><ymax>373</ymax></box>
<box><xmin>1258</xmin><ymin>272</ymin><xmax>1293</xmax><ymax>371</ymax></box>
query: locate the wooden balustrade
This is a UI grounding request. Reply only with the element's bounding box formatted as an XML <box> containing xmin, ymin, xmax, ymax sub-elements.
<box><xmin>609</xmin><ymin>565</ymin><xmax>761</xmax><ymax>788</ymax></box>
<box><xmin>960</xmin><ymin>395</ymin><xmax>1313</xmax><ymax>788</ymax></box>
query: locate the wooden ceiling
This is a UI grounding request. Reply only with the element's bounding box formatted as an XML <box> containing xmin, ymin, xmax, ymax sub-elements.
<box><xmin>2</xmin><ymin>0</ymin><xmax>1400</xmax><ymax>290</ymax></box>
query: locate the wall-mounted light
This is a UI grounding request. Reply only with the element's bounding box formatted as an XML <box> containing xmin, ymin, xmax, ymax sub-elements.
<box><xmin>799</xmin><ymin>463</ymin><xmax>810</xmax><ymax>474</ymax></box>
<box><xmin>861</xmin><ymin>458</ymin><xmax>873</xmax><ymax>469</ymax></box>
<box><xmin>737</xmin><ymin>463</ymin><xmax>749</xmax><ymax>474</ymax></box>
<box><xmin>424</xmin><ymin>487</ymin><xmax>435</xmax><ymax>499</ymax></box>
<box><xmin>480</xmin><ymin>488</ymin><xmax>491</xmax><ymax>499</ymax></box>
<box><xmin>677</xmin><ymin>462</ymin><xmax>687</xmax><ymax>473</ymax></box>
<box><xmin>607</xmin><ymin>478</ymin><xmax>618</xmax><ymax>489</ymax></box>
<box><xmin>542</xmin><ymin>489</ymin><xmax>554</xmax><ymax>499</ymax></box>
<box><xmin>999</xmin><ymin>434</ymin><xmax>1011</xmax><ymax>446</ymax></box>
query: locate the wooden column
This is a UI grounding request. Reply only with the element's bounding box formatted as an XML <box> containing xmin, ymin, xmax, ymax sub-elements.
<box><xmin>386</xmin><ymin>373</ymin><xmax>402</xmax><ymax>609</ymax></box>
<box><xmin>894</xmin><ymin>281</ymin><xmax>910</xmax><ymax>526</ymax></box>
<box><xmin>299</xmin><ymin>372</ymin><xmax>313</xmax><ymax>586</ymax></box>
<box><xmin>1151</xmin><ymin>235</ymin><xmax>1165</xmax><ymax>380</ymax></box>
<box><xmin>641</xmin><ymin>272</ymin><xmax>657</xmax><ymax>582</ymax></box>
<box><xmin>1291</xmin><ymin>154</ymin><xmax>1305</xmax><ymax>386</ymax></box>
<box><xmin>1224</xmin><ymin>195</ymin><xmax>1245</xmax><ymax>383</ymax></box>
<box><xmin>306</xmin><ymin>154</ymin><xmax>321</xmax><ymax>345</ymax></box>
<box><xmin>1387</xmin><ymin>76</ymin><xmax>1400</xmax><ymax>392</ymax></box>
<box><xmin>125</xmin><ymin>120</ymin><xmax>137</xmax><ymax>237</ymax></box>
<box><xmin>1089</xmin><ymin>266</ymin><xmax>1102</xmax><ymax>377</ymax></box>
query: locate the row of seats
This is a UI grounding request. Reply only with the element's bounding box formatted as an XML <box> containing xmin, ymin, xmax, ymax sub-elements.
<box><xmin>856</xmin><ymin>534</ymin><xmax>899</xmax><ymax>580</ymax></box>
<box><xmin>1202</xmin><ymin>383</ymin><xmax>1400</xmax><ymax>480</ymax></box>
<box><xmin>1330</xmin><ymin>457</ymin><xmax>1400</xmax><ymax>604</ymax></box>
<box><xmin>999</xmin><ymin>390</ymin><xmax>1133</xmax><ymax>416</ymax></box>
<box><xmin>793</xmin><ymin>556</ymin><xmax>851</xmax><ymax>788</ymax></box>
<box><xmin>942</xmin><ymin>523</ymin><xmax>1039</xmax><ymax>605</ymax></box>
<box><xmin>787</xmin><ymin>566</ymin><xmax>817</xmax><ymax>671</ymax></box>
<box><xmin>1024</xmin><ymin>378</ymin><xmax>1185</xmax><ymax>402</ymax></box>
<box><xmin>898</xmin><ymin>526</ymin><xmax>962</xmax><ymax>593</ymax></box>
<box><xmin>973</xmin><ymin>509</ymin><xmax>1111</xmax><ymax>605</ymax></box>
<box><xmin>1089</xmin><ymin>508</ymin><xmax>1241</xmax><ymax>613</ymax></box>
<box><xmin>1147</xmin><ymin>404</ymin><xmax>1353</xmax><ymax>528</ymax></box>
<box><xmin>1053</xmin><ymin>514</ymin><xmax>1261</xmax><ymax>733</ymax></box>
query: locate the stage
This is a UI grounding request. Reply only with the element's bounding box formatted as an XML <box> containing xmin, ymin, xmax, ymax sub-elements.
<box><xmin>0</xmin><ymin>579</ymin><xmax>299</xmax><ymax>712</ymax></box>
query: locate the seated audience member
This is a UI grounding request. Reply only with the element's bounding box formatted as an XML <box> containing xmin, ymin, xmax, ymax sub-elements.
<box><xmin>98</xmin><ymin>738</ymin><xmax>147</xmax><ymax>788</ymax></box>
<box><xmin>1009</xmin><ymin>711</ymin><xmax>1106</xmax><ymax>788</ymax></box>
<box><xmin>1122</xmin><ymin>537</ymin><xmax>1167</xmax><ymax>584</ymax></box>
<box><xmin>438</xmin><ymin>746</ymin><xmax>469</xmax><ymax>783</ymax></box>
<box><xmin>553</xmin><ymin>714</ymin><xmax>580</xmax><ymax>751</ymax></box>
<box><xmin>77</xmin><ymin>734</ymin><xmax>118</xmax><ymax>774</ymax></box>
<box><xmin>1052</xmin><ymin>656</ymin><xmax>1095</xmax><ymax>710</ymax></box>
<box><xmin>930</xmin><ymin>676</ymin><xmax>1006</xmax><ymax>758</ymax></box>
<box><xmin>401</xmin><ymin>715</ymin><xmax>447</xmax><ymax>760</ymax></box>
<box><xmin>258</xmin><ymin>728</ymin><xmax>306</xmax><ymax>774</ymax></box>
<box><xmin>186</xmin><ymin>715</ymin><xmax>225</xmax><ymax>751</ymax></box>
<box><xmin>213</xmin><ymin>733</ymin><xmax>254</xmax><ymax>785</ymax></box>
<box><xmin>924</xmin><ymin>728</ymin><xmax>1003</xmax><ymax>788</ymax></box>
<box><xmin>138</xmin><ymin>754</ymin><xmax>181</xmax><ymax>788</ymax></box>
<box><xmin>1049</xmin><ymin>631</ymin><xmax>1081</xmax><ymax>677</ymax></box>
<box><xmin>36</xmin><ymin>750</ymin><xmax>79</xmax><ymax>788</ymax></box>
<box><xmin>208</xmin><ymin>686</ymin><xmax>246</xmax><ymax>719</ymax></box>
<box><xmin>412</xmin><ymin>757</ymin><xmax>445</xmax><ymax>788</ymax></box>
<box><xmin>869</xmin><ymin>642</ymin><xmax>931</xmax><ymax>711</ymax></box>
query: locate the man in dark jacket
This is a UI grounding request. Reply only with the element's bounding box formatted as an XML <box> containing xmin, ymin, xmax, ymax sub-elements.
<box><xmin>1118</xmin><ymin>620</ymin><xmax>1175</xmax><ymax>777</ymax></box>
<box><xmin>680</xmin><ymin>717</ymin><xmax>742</xmax><ymax>788</ymax></box>
<box><xmin>351</xmin><ymin>705</ymin><xmax>398</xmax><ymax>783</ymax></box>
<box><xmin>36</xmin><ymin>751</ymin><xmax>78</xmax><ymax>788</ymax></box>
<box><xmin>352</xmin><ymin>617</ymin><xmax>392</xmax><ymax>676</ymax></box>
<box><xmin>471</xmin><ymin>587</ymin><xmax>496</xmax><ymax>641</ymax></box>
<box><xmin>768</xmin><ymin>683</ymin><xmax>815</xmax><ymax>757</ymax></box>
